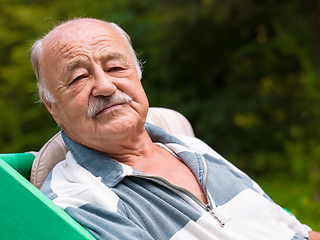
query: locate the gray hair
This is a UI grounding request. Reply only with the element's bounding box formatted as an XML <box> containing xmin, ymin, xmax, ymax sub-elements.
<box><xmin>31</xmin><ymin>19</ymin><xmax>143</xmax><ymax>103</ymax></box>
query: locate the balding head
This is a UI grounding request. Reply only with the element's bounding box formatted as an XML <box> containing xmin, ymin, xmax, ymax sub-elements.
<box><xmin>30</xmin><ymin>18</ymin><xmax>149</xmax><ymax>151</ymax></box>
<box><xmin>31</xmin><ymin>18</ymin><xmax>142</xmax><ymax>103</ymax></box>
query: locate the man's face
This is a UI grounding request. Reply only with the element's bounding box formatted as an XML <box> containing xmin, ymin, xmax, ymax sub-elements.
<box><xmin>41</xmin><ymin>19</ymin><xmax>149</xmax><ymax>151</ymax></box>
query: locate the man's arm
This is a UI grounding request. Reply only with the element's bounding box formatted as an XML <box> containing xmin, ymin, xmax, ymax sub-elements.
<box><xmin>309</xmin><ymin>231</ymin><xmax>320</xmax><ymax>240</ymax></box>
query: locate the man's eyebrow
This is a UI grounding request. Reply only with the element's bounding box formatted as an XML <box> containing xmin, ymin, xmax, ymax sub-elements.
<box><xmin>103</xmin><ymin>52</ymin><xmax>130</xmax><ymax>64</ymax></box>
<box><xmin>64</xmin><ymin>52</ymin><xmax>130</xmax><ymax>74</ymax></box>
<box><xmin>65</xmin><ymin>58</ymin><xmax>86</xmax><ymax>73</ymax></box>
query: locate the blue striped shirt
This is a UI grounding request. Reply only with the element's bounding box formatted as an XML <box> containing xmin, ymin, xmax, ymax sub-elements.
<box><xmin>41</xmin><ymin>123</ymin><xmax>311</xmax><ymax>239</ymax></box>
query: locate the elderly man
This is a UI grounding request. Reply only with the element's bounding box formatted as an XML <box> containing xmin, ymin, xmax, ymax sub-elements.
<box><xmin>31</xmin><ymin>18</ymin><xmax>319</xmax><ymax>240</ymax></box>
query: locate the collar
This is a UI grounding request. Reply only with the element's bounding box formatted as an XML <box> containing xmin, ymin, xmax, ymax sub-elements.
<box><xmin>61</xmin><ymin>123</ymin><xmax>205</xmax><ymax>188</ymax></box>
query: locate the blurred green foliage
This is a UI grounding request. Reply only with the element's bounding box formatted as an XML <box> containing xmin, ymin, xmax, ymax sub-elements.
<box><xmin>0</xmin><ymin>0</ymin><xmax>319</xmax><ymax>230</ymax></box>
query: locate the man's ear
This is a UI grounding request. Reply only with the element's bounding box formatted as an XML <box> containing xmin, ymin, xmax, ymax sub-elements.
<box><xmin>42</xmin><ymin>97</ymin><xmax>61</xmax><ymax>125</ymax></box>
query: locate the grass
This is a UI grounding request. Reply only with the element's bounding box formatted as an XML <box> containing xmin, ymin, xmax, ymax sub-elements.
<box><xmin>256</xmin><ymin>174</ymin><xmax>320</xmax><ymax>232</ymax></box>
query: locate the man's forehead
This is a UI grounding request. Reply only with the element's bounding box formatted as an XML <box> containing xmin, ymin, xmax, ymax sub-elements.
<box><xmin>41</xmin><ymin>20</ymin><xmax>131</xmax><ymax>67</ymax></box>
<box><xmin>43</xmin><ymin>20</ymin><xmax>119</xmax><ymax>49</ymax></box>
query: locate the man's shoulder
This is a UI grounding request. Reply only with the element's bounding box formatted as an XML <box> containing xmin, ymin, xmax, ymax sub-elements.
<box><xmin>41</xmin><ymin>151</ymin><xmax>120</xmax><ymax>211</ymax></box>
<box><xmin>175</xmin><ymin>135</ymin><xmax>251</xmax><ymax>180</ymax></box>
<box><xmin>174</xmin><ymin>135</ymin><xmax>224</xmax><ymax>160</ymax></box>
<box><xmin>40</xmin><ymin>152</ymin><xmax>77</xmax><ymax>199</ymax></box>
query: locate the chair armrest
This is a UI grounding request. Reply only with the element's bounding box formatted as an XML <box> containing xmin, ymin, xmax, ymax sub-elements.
<box><xmin>0</xmin><ymin>158</ymin><xmax>96</xmax><ymax>240</ymax></box>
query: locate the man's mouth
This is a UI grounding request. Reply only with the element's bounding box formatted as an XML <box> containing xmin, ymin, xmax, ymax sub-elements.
<box><xmin>87</xmin><ymin>92</ymin><xmax>132</xmax><ymax>118</ymax></box>
<box><xmin>95</xmin><ymin>102</ymin><xmax>127</xmax><ymax>116</ymax></box>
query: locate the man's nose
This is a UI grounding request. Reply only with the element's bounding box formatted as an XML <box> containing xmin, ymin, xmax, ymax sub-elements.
<box><xmin>91</xmin><ymin>67</ymin><xmax>117</xmax><ymax>97</ymax></box>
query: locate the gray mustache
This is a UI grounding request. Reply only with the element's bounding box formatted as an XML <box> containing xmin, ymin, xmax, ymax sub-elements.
<box><xmin>87</xmin><ymin>91</ymin><xmax>132</xmax><ymax>118</ymax></box>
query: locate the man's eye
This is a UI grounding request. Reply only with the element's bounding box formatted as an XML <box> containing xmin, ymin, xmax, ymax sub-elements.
<box><xmin>70</xmin><ymin>75</ymin><xmax>87</xmax><ymax>85</ymax></box>
<box><xmin>109</xmin><ymin>67</ymin><xmax>122</xmax><ymax>72</ymax></box>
